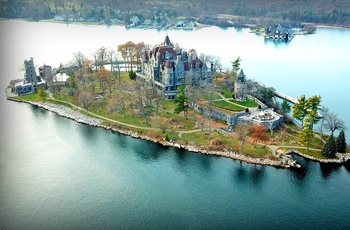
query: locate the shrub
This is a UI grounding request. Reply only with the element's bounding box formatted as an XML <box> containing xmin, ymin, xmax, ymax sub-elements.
<box><xmin>129</xmin><ymin>70</ymin><xmax>136</xmax><ymax>80</ymax></box>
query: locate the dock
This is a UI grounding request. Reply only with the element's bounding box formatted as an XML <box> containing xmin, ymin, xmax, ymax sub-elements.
<box><xmin>274</xmin><ymin>91</ymin><xmax>298</xmax><ymax>104</ymax></box>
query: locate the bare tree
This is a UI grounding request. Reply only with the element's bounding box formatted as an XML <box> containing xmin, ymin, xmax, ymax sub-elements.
<box><xmin>135</xmin><ymin>42</ymin><xmax>146</xmax><ymax>70</ymax></box>
<box><xmin>156</xmin><ymin>117</ymin><xmax>168</xmax><ymax>133</ymax></box>
<box><xmin>187</xmin><ymin>85</ymin><xmax>201</xmax><ymax>120</ymax></box>
<box><xmin>203</xmin><ymin>86</ymin><xmax>216</xmax><ymax>139</ymax></box>
<box><xmin>78</xmin><ymin>91</ymin><xmax>94</xmax><ymax>111</ymax></box>
<box><xmin>108</xmin><ymin>91</ymin><xmax>128</xmax><ymax>118</ymax></box>
<box><xmin>91</xmin><ymin>50</ymin><xmax>99</xmax><ymax>71</ymax></box>
<box><xmin>127</xmin><ymin>92</ymin><xmax>136</xmax><ymax>117</ymax></box>
<box><xmin>317</xmin><ymin>106</ymin><xmax>329</xmax><ymax>143</ymax></box>
<box><xmin>97</xmin><ymin>46</ymin><xmax>107</xmax><ymax>68</ymax></box>
<box><xmin>85</xmin><ymin>81</ymin><xmax>96</xmax><ymax>95</ymax></box>
<box><xmin>267</xmin><ymin>121</ymin><xmax>274</xmax><ymax>136</ymax></box>
<box><xmin>106</xmin><ymin>47</ymin><xmax>117</xmax><ymax>72</ymax></box>
<box><xmin>106</xmin><ymin>47</ymin><xmax>121</xmax><ymax>83</ymax></box>
<box><xmin>324</xmin><ymin>112</ymin><xmax>345</xmax><ymax>135</ymax></box>
<box><xmin>72</xmin><ymin>52</ymin><xmax>87</xmax><ymax>70</ymax></box>
<box><xmin>237</xmin><ymin>127</ymin><xmax>247</xmax><ymax>152</ymax></box>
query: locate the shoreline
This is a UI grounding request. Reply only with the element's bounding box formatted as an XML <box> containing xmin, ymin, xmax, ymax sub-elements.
<box><xmin>3</xmin><ymin>18</ymin><xmax>350</xmax><ymax>31</ymax></box>
<box><xmin>7</xmin><ymin>97</ymin><xmax>287</xmax><ymax>168</ymax></box>
<box><xmin>7</xmin><ymin>97</ymin><xmax>349</xmax><ymax>168</ymax></box>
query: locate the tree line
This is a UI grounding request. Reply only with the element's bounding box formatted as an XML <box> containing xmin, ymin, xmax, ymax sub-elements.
<box><xmin>1</xmin><ymin>0</ymin><xmax>350</xmax><ymax>27</ymax></box>
<box><xmin>291</xmin><ymin>94</ymin><xmax>346</xmax><ymax>157</ymax></box>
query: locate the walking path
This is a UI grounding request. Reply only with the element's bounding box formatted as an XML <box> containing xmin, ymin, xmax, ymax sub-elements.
<box><xmin>214</xmin><ymin>93</ymin><xmax>258</xmax><ymax>110</ymax></box>
<box><xmin>32</xmin><ymin>93</ymin><xmax>347</xmax><ymax>164</ymax></box>
<box><xmin>47</xmin><ymin>93</ymin><xmax>322</xmax><ymax>155</ymax></box>
<box><xmin>48</xmin><ymin>92</ymin><xmax>158</xmax><ymax>131</ymax></box>
<box><xmin>47</xmin><ymin>92</ymin><xmax>207</xmax><ymax>134</ymax></box>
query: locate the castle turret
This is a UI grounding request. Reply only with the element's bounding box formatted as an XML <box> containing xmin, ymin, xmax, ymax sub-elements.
<box><xmin>234</xmin><ymin>69</ymin><xmax>248</xmax><ymax>101</ymax></box>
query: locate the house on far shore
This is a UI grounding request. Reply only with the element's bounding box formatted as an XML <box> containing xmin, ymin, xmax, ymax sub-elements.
<box><xmin>137</xmin><ymin>35</ymin><xmax>214</xmax><ymax>100</ymax></box>
<box><xmin>12</xmin><ymin>57</ymin><xmax>45</xmax><ymax>95</ymax></box>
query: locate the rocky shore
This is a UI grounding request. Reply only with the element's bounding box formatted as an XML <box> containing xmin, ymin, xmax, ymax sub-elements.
<box><xmin>286</xmin><ymin>149</ymin><xmax>350</xmax><ymax>164</ymax></box>
<box><xmin>9</xmin><ymin>98</ymin><xmax>290</xmax><ymax>168</ymax></box>
<box><xmin>9</xmin><ymin>98</ymin><xmax>348</xmax><ymax>168</ymax></box>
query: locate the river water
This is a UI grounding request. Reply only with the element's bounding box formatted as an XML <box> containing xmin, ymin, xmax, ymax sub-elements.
<box><xmin>1</xmin><ymin>20</ymin><xmax>350</xmax><ymax>229</ymax></box>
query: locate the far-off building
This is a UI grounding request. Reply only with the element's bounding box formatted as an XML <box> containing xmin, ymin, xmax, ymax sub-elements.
<box><xmin>137</xmin><ymin>35</ymin><xmax>213</xmax><ymax>99</ymax></box>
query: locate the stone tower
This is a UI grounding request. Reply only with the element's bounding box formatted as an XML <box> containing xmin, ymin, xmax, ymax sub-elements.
<box><xmin>234</xmin><ymin>69</ymin><xmax>247</xmax><ymax>101</ymax></box>
<box><xmin>24</xmin><ymin>57</ymin><xmax>37</xmax><ymax>84</ymax></box>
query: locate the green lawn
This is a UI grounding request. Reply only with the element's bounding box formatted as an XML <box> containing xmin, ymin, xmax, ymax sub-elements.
<box><xmin>298</xmin><ymin>149</ymin><xmax>329</xmax><ymax>159</ymax></box>
<box><xmin>222</xmin><ymin>89</ymin><xmax>233</xmax><ymax>98</ymax></box>
<box><xmin>15</xmin><ymin>94</ymin><xmax>42</xmax><ymax>102</ymax></box>
<box><xmin>213</xmin><ymin>100</ymin><xmax>245</xmax><ymax>111</ymax></box>
<box><xmin>229</xmin><ymin>99</ymin><xmax>258</xmax><ymax>107</ymax></box>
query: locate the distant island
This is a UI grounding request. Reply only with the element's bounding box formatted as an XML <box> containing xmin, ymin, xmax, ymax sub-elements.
<box><xmin>5</xmin><ymin>33</ymin><xmax>349</xmax><ymax>168</ymax></box>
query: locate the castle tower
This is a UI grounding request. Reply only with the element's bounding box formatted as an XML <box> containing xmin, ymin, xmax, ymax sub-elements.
<box><xmin>24</xmin><ymin>57</ymin><xmax>37</xmax><ymax>84</ymax></box>
<box><xmin>234</xmin><ymin>69</ymin><xmax>247</xmax><ymax>101</ymax></box>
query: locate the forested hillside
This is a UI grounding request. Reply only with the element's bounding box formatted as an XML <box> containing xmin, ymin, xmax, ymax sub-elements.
<box><xmin>1</xmin><ymin>0</ymin><xmax>350</xmax><ymax>27</ymax></box>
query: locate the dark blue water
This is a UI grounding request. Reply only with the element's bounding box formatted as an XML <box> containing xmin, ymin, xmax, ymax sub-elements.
<box><xmin>1</xmin><ymin>20</ymin><xmax>350</xmax><ymax>229</ymax></box>
<box><xmin>1</xmin><ymin>101</ymin><xmax>350</xmax><ymax>229</ymax></box>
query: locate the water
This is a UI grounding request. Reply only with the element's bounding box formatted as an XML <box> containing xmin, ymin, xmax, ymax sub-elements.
<box><xmin>1</xmin><ymin>20</ymin><xmax>350</xmax><ymax>229</ymax></box>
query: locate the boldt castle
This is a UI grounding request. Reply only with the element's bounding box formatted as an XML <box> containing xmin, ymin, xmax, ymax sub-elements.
<box><xmin>137</xmin><ymin>35</ymin><xmax>214</xmax><ymax>99</ymax></box>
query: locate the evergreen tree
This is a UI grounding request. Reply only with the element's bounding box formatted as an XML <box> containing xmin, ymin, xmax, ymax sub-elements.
<box><xmin>128</xmin><ymin>70</ymin><xmax>136</xmax><ymax>80</ymax></box>
<box><xmin>336</xmin><ymin>130</ymin><xmax>347</xmax><ymax>153</ymax></box>
<box><xmin>231</xmin><ymin>57</ymin><xmax>241</xmax><ymax>72</ymax></box>
<box><xmin>322</xmin><ymin>134</ymin><xmax>337</xmax><ymax>158</ymax></box>
<box><xmin>280</xmin><ymin>99</ymin><xmax>291</xmax><ymax>114</ymax></box>
<box><xmin>292</xmin><ymin>95</ymin><xmax>308</xmax><ymax>126</ymax></box>
<box><xmin>174</xmin><ymin>85</ymin><xmax>188</xmax><ymax>119</ymax></box>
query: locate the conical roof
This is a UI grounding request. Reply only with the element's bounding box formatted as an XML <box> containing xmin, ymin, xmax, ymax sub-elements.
<box><xmin>164</xmin><ymin>34</ymin><xmax>173</xmax><ymax>47</ymax></box>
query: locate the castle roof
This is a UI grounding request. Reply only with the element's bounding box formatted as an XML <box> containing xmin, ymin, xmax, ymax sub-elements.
<box><xmin>238</xmin><ymin>69</ymin><xmax>246</xmax><ymax>82</ymax></box>
<box><xmin>156</xmin><ymin>47</ymin><xmax>177</xmax><ymax>62</ymax></box>
<box><xmin>191</xmin><ymin>57</ymin><xmax>204</xmax><ymax>69</ymax></box>
<box><xmin>163</xmin><ymin>35</ymin><xmax>173</xmax><ymax>47</ymax></box>
<box><xmin>238</xmin><ymin>69</ymin><xmax>246</xmax><ymax>78</ymax></box>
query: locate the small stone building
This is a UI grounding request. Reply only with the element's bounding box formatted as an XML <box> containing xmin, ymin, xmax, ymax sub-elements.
<box><xmin>38</xmin><ymin>64</ymin><xmax>53</xmax><ymax>81</ymax></box>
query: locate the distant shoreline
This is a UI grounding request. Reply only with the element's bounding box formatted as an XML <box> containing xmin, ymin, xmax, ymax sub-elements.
<box><xmin>2</xmin><ymin>18</ymin><xmax>349</xmax><ymax>32</ymax></box>
<box><xmin>301</xmin><ymin>22</ymin><xmax>350</xmax><ymax>30</ymax></box>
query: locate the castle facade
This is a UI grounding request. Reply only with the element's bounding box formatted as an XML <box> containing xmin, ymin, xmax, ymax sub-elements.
<box><xmin>137</xmin><ymin>35</ymin><xmax>213</xmax><ymax>99</ymax></box>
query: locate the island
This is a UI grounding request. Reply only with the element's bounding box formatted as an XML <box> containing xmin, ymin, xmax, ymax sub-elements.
<box><xmin>5</xmin><ymin>34</ymin><xmax>349</xmax><ymax>169</ymax></box>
